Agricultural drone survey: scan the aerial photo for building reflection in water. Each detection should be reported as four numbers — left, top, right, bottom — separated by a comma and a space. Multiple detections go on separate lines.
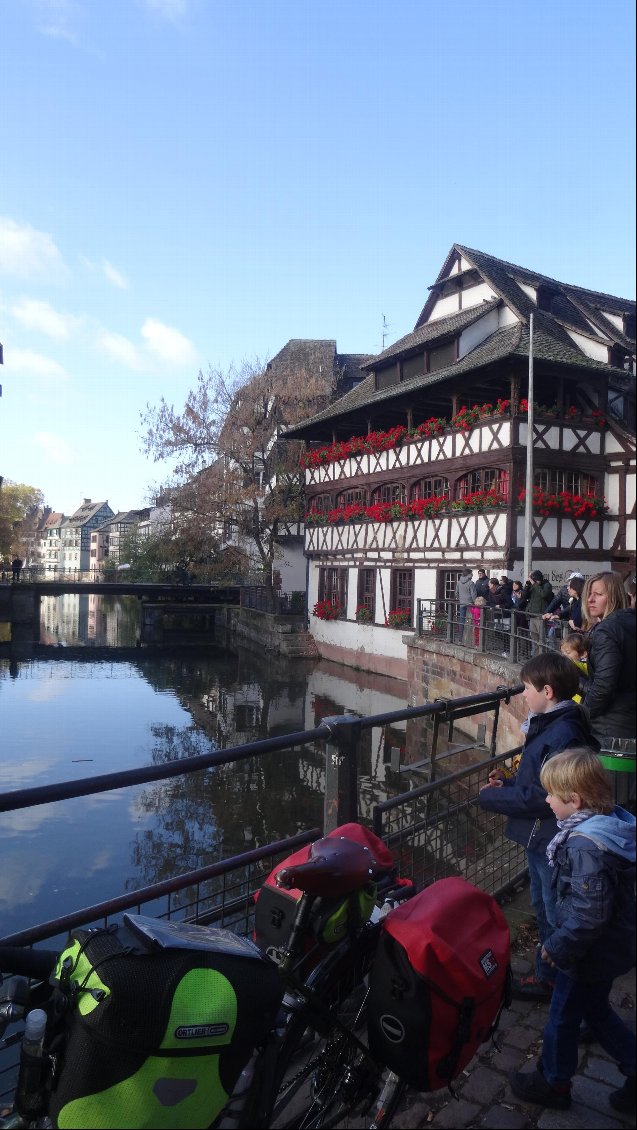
0, 594, 476, 935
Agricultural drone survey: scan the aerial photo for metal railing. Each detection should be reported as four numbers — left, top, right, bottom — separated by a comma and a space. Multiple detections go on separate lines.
239, 585, 305, 615
1, 687, 530, 1105
1, 688, 525, 940
374, 747, 527, 896
417, 598, 572, 661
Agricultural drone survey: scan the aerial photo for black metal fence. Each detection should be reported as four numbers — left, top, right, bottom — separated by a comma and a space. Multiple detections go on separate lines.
0, 685, 538, 1108
417, 598, 572, 662
239, 585, 305, 615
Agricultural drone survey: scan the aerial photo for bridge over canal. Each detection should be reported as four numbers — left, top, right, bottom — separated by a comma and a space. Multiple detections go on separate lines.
0, 581, 241, 646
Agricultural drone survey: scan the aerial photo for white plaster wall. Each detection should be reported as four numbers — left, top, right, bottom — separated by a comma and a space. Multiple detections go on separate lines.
601, 312, 624, 332
427, 292, 461, 321
459, 256, 473, 271
564, 329, 609, 363
309, 616, 411, 661
605, 474, 620, 512
308, 561, 321, 609
346, 566, 358, 619
377, 567, 393, 621
275, 540, 306, 594
516, 515, 560, 547
414, 568, 437, 605
626, 469, 636, 513
458, 308, 500, 358
518, 282, 537, 302
498, 305, 519, 327
459, 282, 499, 308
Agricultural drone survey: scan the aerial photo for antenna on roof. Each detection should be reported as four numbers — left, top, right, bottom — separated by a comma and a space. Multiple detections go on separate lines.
382, 315, 389, 349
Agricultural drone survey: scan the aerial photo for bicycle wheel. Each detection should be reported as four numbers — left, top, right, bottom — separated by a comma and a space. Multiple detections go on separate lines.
257, 966, 406, 1129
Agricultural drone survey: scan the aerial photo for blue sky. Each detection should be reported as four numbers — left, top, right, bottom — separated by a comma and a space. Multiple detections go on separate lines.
1, 0, 635, 518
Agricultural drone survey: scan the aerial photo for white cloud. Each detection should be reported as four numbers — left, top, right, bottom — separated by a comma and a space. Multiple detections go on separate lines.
0, 216, 68, 281
102, 260, 128, 289
6, 347, 69, 379
10, 298, 80, 340
32, 431, 74, 466
141, 317, 198, 366
34, 0, 81, 44
95, 328, 147, 370
79, 255, 128, 288
144, 0, 190, 24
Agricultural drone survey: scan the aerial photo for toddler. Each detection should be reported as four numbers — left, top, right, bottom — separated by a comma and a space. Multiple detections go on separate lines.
560, 632, 589, 702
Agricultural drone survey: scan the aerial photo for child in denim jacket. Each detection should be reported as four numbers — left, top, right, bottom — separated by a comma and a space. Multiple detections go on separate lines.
510, 748, 635, 1114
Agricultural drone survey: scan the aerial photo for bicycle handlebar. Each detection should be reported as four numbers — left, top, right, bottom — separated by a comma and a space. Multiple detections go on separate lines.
0, 946, 58, 982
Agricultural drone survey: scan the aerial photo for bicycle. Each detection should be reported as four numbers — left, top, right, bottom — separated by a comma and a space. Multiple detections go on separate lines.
0, 827, 416, 1130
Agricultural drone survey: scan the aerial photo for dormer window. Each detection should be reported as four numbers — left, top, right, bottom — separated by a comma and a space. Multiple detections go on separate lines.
536, 285, 561, 313
610, 345, 634, 372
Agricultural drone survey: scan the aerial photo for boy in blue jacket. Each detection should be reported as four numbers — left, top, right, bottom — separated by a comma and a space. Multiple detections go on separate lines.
511, 748, 635, 1113
479, 652, 598, 1001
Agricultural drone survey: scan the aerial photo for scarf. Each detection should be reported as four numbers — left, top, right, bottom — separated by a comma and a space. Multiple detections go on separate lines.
546, 808, 596, 867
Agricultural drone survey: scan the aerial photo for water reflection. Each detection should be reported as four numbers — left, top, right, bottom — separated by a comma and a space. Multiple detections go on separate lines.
1, 595, 414, 936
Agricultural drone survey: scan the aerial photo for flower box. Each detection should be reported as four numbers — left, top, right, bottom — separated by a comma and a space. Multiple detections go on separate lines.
385, 609, 412, 629
312, 599, 343, 621
355, 605, 373, 622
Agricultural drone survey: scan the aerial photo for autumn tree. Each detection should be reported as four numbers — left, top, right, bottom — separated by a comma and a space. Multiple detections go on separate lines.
0, 479, 45, 559
140, 357, 335, 583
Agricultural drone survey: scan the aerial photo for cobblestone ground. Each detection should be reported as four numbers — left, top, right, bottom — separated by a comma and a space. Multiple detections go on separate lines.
395, 893, 636, 1130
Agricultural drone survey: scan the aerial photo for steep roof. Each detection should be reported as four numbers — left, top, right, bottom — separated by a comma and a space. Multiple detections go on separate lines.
419, 244, 635, 349
284, 246, 634, 441
67, 500, 111, 526
363, 300, 501, 368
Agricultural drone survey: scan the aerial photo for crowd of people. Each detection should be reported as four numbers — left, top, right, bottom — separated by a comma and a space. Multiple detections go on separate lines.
475, 569, 636, 1116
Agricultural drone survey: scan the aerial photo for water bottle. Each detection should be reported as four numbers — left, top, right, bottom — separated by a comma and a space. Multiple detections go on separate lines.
15, 1009, 48, 1122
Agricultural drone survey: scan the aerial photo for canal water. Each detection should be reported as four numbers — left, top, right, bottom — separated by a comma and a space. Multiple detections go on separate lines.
1, 595, 413, 938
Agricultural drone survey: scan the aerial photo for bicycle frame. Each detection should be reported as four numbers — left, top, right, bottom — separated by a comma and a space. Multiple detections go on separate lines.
0, 839, 414, 1130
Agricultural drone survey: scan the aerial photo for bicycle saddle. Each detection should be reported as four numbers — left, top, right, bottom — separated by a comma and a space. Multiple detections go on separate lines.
275, 835, 380, 897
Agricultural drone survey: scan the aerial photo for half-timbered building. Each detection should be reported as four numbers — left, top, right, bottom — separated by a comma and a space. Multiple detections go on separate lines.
285, 245, 636, 677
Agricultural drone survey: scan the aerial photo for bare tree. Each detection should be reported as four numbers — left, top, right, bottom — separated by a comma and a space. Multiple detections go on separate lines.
141, 357, 334, 581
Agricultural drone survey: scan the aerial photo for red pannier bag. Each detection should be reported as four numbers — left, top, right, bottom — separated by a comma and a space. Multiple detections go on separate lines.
367, 877, 511, 1092
254, 823, 394, 961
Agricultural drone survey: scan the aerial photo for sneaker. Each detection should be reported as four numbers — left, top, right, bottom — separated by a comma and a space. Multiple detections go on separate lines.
609, 1076, 636, 1116
510, 1069, 571, 1109
511, 974, 554, 1002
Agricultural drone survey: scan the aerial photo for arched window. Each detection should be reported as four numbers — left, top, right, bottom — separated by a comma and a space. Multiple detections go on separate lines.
412, 476, 450, 501
371, 482, 406, 505
534, 469, 597, 497
337, 488, 367, 508
310, 494, 333, 514
456, 469, 509, 499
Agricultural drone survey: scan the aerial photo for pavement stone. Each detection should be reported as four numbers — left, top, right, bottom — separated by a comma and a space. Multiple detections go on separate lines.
479, 1105, 532, 1128
402, 881, 636, 1129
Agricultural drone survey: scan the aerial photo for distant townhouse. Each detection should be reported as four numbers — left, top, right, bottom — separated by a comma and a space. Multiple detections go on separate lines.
37, 511, 65, 577
90, 508, 151, 576
285, 244, 636, 677
59, 499, 114, 577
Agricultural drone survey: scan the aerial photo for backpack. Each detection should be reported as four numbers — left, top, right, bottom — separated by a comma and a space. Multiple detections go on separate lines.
254, 823, 395, 964
367, 877, 511, 1092
46, 914, 283, 1129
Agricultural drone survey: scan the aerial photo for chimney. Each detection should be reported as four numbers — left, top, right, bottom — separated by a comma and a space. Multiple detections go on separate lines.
83, 498, 91, 505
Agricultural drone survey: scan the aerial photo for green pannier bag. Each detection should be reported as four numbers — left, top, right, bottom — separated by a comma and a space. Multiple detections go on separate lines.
47, 914, 283, 1129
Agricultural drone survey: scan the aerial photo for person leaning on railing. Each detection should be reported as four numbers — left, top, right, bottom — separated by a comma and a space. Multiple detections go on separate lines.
523, 570, 554, 652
